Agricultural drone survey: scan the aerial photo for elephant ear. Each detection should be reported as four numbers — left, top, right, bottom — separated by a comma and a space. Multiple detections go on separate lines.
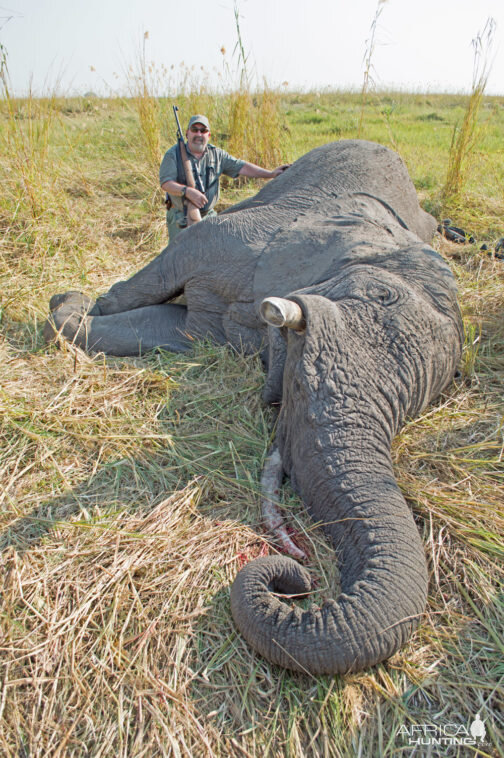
252, 212, 410, 313
253, 220, 349, 308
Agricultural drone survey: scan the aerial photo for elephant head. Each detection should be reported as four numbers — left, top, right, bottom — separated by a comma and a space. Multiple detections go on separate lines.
231, 246, 463, 674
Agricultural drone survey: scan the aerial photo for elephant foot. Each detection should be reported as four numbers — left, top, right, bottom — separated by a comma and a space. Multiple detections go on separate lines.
48, 291, 95, 314
43, 292, 95, 348
261, 446, 307, 561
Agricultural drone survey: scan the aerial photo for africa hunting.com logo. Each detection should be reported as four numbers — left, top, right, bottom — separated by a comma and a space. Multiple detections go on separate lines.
398, 712, 488, 748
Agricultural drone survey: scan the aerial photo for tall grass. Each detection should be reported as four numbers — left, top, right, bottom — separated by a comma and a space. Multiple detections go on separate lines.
0, 44, 60, 221
225, 0, 284, 168
442, 18, 496, 205
129, 6, 287, 189
226, 85, 285, 170
133, 32, 162, 176
358, 0, 388, 138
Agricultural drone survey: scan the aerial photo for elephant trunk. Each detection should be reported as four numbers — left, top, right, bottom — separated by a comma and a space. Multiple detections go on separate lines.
229, 290, 456, 674
230, 451, 428, 675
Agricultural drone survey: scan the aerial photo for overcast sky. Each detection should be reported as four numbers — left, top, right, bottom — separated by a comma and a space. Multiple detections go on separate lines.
1, 0, 503, 96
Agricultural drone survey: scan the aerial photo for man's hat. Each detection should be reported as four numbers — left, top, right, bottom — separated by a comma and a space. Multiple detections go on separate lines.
187, 114, 210, 130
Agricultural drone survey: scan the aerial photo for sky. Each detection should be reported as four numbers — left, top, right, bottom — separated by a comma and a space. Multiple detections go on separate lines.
1, 0, 503, 97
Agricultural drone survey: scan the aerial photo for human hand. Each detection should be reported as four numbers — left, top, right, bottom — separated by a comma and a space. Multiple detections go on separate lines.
186, 187, 208, 208
271, 164, 291, 178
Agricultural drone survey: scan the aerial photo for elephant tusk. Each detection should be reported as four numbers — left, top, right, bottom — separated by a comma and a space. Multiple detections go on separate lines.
261, 446, 308, 561
260, 297, 306, 332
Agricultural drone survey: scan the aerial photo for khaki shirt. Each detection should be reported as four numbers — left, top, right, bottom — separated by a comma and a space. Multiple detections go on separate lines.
159, 143, 245, 214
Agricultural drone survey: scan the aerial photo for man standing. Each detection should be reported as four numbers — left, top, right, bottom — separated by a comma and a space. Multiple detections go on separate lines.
160, 114, 289, 242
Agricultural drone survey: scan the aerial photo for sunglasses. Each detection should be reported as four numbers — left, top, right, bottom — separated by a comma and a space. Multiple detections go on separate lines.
190, 126, 209, 134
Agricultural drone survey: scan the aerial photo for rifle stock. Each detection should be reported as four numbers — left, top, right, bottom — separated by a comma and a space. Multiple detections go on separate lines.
174, 106, 201, 226
178, 138, 202, 225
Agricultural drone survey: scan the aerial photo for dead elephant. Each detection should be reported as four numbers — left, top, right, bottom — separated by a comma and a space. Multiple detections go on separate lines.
45, 140, 463, 675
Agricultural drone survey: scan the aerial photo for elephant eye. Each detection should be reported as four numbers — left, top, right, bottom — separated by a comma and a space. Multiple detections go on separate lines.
366, 281, 400, 306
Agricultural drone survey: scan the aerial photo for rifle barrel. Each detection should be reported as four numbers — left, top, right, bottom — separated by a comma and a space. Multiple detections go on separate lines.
173, 105, 183, 140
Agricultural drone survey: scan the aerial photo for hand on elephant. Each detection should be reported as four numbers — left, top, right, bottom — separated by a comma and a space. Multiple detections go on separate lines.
271, 164, 291, 178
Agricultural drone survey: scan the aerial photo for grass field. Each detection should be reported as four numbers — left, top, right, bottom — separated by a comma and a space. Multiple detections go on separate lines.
1, 88, 504, 756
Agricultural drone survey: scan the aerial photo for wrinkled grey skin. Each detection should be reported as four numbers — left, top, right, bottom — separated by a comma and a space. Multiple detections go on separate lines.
45, 140, 463, 675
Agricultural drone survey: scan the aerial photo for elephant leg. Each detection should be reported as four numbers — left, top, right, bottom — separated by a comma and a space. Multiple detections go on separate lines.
93, 248, 182, 316
46, 298, 192, 356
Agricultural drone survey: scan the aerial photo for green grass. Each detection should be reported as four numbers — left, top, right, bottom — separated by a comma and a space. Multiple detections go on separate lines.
1, 87, 503, 756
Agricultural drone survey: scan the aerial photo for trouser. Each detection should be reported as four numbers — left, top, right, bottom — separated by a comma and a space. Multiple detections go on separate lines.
166, 207, 218, 243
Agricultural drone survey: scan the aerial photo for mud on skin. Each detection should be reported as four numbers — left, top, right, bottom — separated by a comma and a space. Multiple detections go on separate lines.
45, 140, 463, 675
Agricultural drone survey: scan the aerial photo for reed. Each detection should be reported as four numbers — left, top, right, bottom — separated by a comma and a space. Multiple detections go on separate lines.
0, 45, 60, 221
131, 32, 162, 178
222, 3, 286, 169
442, 18, 495, 205
358, 0, 388, 138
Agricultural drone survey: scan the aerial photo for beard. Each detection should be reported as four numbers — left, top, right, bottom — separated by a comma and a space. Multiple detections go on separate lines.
190, 138, 206, 154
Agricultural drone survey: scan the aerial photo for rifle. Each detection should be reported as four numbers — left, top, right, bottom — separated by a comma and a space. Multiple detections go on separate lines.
173, 105, 202, 226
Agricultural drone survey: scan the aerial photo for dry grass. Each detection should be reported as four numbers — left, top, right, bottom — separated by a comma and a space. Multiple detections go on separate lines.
0, 80, 503, 755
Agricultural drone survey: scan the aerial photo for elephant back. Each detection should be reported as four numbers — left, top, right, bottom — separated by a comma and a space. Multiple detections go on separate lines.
229, 140, 437, 244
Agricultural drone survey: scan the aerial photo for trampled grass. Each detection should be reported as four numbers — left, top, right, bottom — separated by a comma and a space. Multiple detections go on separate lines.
1, 85, 503, 756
